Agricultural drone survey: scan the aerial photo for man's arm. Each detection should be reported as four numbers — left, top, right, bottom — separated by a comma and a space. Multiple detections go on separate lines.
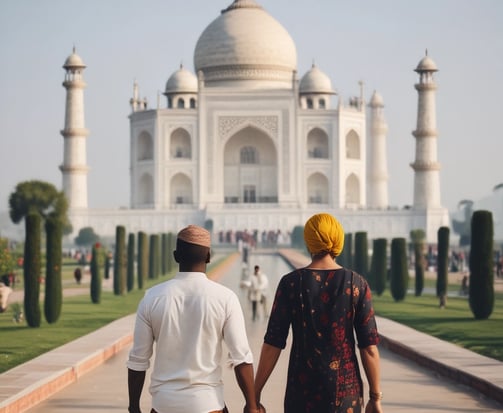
128, 368, 146, 413
234, 362, 261, 413
359, 345, 383, 413
254, 343, 282, 405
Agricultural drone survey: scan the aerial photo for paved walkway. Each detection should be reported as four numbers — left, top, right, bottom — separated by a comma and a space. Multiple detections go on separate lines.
1, 250, 502, 412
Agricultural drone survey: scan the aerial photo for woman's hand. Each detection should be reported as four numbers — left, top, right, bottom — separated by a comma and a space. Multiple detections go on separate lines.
365, 399, 383, 413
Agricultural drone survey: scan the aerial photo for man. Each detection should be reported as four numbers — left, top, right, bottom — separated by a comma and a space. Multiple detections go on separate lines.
127, 225, 261, 413
0, 281, 12, 313
249, 265, 269, 321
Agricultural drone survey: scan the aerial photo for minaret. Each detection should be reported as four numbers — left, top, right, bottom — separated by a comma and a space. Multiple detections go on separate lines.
60, 48, 89, 209
411, 51, 441, 209
368, 91, 389, 208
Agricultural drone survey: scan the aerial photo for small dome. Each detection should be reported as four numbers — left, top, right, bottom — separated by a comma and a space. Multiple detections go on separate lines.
63, 48, 86, 69
415, 54, 438, 72
165, 65, 198, 94
299, 64, 334, 94
369, 90, 384, 107
194, 0, 297, 87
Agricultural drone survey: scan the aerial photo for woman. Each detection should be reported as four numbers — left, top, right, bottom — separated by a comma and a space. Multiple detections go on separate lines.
254, 213, 383, 413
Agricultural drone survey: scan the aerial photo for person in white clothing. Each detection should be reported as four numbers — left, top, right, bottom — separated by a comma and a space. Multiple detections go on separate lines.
127, 225, 263, 413
249, 265, 269, 321
0, 282, 12, 313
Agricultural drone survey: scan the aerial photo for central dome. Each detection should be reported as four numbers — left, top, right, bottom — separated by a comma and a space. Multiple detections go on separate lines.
194, 0, 297, 88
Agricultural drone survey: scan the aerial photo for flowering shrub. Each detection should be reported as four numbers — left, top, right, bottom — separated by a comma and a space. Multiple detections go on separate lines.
0, 238, 15, 276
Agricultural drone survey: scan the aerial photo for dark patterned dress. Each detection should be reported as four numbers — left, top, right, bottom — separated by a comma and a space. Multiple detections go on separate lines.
264, 268, 380, 413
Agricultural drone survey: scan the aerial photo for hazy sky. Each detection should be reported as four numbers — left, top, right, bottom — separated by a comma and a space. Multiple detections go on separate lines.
1, 0, 502, 215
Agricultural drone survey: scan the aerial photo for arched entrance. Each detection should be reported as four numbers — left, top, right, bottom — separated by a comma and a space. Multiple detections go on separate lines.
223, 126, 277, 203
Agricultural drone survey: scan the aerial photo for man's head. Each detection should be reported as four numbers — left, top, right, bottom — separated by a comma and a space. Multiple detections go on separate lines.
303, 213, 345, 258
254, 265, 260, 275
174, 225, 211, 267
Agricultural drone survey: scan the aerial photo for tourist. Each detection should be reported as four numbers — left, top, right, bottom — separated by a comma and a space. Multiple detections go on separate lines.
127, 225, 261, 413
254, 213, 383, 413
0, 281, 13, 313
248, 265, 269, 321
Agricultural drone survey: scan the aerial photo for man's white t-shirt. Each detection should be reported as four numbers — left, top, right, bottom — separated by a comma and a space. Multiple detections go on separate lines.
127, 272, 253, 413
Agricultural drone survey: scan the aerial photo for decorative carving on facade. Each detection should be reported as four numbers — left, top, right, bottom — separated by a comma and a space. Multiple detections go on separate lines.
219, 116, 278, 140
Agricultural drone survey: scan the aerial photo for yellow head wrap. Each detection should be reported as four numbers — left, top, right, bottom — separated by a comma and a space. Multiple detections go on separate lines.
303, 213, 345, 257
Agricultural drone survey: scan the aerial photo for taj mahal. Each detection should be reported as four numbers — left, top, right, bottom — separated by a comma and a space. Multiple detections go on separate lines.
61, 0, 449, 243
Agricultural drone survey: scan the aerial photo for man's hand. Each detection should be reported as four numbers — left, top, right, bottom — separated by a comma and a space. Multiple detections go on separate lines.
243, 404, 266, 413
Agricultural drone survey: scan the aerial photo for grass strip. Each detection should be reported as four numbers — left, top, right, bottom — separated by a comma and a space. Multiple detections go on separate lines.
373, 290, 503, 362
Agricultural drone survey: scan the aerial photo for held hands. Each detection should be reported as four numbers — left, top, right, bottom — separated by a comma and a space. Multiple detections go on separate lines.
365, 399, 383, 413
243, 403, 266, 413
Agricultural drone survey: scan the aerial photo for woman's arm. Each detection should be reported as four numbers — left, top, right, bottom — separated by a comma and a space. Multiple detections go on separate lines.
359, 345, 384, 413
254, 343, 282, 404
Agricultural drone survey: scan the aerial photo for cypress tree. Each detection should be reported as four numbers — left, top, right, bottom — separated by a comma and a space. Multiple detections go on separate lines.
390, 237, 408, 302
24, 213, 42, 327
436, 226, 450, 307
114, 225, 127, 295
90, 243, 102, 303
44, 216, 63, 323
154, 234, 161, 278
338, 233, 352, 268
149, 234, 156, 279
161, 233, 168, 276
354, 232, 368, 277
127, 233, 135, 291
370, 238, 387, 295
137, 231, 148, 289
104, 252, 111, 279
291, 225, 305, 249
410, 229, 426, 296
469, 210, 494, 319
167, 232, 175, 274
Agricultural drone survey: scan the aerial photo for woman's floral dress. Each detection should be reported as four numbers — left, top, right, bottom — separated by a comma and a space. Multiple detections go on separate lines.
264, 268, 380, 413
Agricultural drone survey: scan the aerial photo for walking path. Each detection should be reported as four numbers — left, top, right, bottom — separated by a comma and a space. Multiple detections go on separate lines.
1, 250, 502, 412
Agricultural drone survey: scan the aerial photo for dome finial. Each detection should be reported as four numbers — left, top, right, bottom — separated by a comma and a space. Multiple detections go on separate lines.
312, 59, 316, 68
425, 48, 428, 56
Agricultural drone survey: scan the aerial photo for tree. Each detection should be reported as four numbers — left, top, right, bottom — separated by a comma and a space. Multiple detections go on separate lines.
44, 216, 63, 323
137, 232, 148, 289
354, 232, 368, 277
74, 227, 100, 247
469, 210, 494, 319
369, 238, 387, 295
161, 233, 168, 276
9, 180, 69, 328
291, 225, 304, 249
390, 238, 408, 302
338, 233, 352, 268
9, 180, 68, 224
436, 226, 450, 308
410, 229, 426, 296
23, 213, 42, 327
167, 232, 175, 274
114, 226, 127, 295
90, 243, 103, 304
148, 234, 161, 279
127, 233, 135, 292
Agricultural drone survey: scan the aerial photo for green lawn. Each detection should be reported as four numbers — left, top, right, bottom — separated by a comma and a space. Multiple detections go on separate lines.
373, 287, 503, 362
0, 255, 230, 373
